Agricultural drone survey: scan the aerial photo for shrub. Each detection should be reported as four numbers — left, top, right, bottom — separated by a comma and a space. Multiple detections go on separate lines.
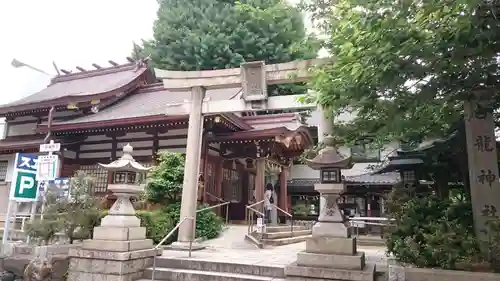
164, 202, 223, 241
27, 172, 103, 245
145, 151, 185, 204
385, 188, 480, 269
136, 209, 174, 244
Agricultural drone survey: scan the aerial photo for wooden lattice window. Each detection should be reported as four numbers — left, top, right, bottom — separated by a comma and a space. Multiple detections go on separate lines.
79, 164, 109, 193
0, 161, 8, 182
222, 168, 242, 203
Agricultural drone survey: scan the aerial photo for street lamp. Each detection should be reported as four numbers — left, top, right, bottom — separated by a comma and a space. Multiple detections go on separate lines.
11, 58, 51, 76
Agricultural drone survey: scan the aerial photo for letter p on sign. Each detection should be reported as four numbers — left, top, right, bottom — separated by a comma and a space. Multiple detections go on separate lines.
11, 171, 38, 202
19, 176, 34, 194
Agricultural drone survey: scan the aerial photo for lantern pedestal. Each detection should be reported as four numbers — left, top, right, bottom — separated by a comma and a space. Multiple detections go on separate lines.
66, 144, 158, 281
286, 182, 375, 281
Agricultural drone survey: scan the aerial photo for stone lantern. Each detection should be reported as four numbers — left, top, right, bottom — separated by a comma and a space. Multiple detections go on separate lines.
67, 144, 158, 281
285, 135, 375, 281
304, 135, 353, 237
97, 143, 151, 227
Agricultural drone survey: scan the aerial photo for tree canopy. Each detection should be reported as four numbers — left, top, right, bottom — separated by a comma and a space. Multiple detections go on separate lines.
140, 0, 319, 96
303, 0, 500, 146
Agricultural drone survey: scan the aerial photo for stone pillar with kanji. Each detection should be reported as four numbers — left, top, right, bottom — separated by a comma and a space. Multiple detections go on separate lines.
285, 135, 375, 281
67, 144, 159, 281
464, 98, 500, 241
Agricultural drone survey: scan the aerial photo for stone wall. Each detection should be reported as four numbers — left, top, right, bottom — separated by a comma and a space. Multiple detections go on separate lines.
388, 262, 500, 281
405, 267, 500, 281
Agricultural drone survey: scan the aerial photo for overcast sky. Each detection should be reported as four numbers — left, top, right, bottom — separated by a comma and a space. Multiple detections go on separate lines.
0, 0, 158, 105
0, 0, 315, 106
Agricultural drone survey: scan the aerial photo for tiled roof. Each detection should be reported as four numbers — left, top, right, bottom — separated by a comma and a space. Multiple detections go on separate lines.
346, 172, 400, 184
50, 86, 243, 126
287, 172, 400, 187
0, 63, 148, 113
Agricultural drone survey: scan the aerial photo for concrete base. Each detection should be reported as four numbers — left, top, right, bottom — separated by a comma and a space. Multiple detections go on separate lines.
286, 234, 375, 281
306, 236, 357, 255
67, 248, 159, 281
297, 251, 365, 270
166, 241, 206, 251
312, 221, 350, 238
82, 238, 153, 252
93, 226, 146, 241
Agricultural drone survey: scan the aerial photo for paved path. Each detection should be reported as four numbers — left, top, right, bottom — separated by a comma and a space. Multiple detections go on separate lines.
162, 225, 388, 269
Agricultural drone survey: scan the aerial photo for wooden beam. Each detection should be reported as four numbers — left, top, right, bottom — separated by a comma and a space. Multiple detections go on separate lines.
60, 69, 71, 74
76, 66, 86, 72
92, 63, 102, 69
108, 60, 119, 66
126, 57, 135, 63
81, 134, 187, 145
79, 144, 185, 154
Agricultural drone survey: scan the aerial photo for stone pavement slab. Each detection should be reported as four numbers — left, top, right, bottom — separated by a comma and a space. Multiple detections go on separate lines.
160, 225, 388, 270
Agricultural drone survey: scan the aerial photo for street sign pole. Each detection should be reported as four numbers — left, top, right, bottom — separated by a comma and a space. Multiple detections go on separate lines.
1, 152, 39, 254
37, 140, 61, 222
1, 200, 13, 253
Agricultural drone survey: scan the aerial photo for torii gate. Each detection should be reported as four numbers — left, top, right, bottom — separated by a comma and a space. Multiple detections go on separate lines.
154, 59, 328, 249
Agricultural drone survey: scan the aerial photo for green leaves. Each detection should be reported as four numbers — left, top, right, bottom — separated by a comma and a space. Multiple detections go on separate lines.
139, 0, 318, 96
303, 0, 498, 145
145, 151, 185, 204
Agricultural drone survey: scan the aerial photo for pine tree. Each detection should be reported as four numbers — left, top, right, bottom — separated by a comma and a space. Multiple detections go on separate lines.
140, 0, 319, 96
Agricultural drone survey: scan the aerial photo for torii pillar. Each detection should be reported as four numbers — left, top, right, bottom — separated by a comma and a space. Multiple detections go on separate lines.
155, 59, 325, 249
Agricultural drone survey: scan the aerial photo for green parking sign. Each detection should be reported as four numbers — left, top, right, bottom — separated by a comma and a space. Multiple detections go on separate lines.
9, 153, 39, 202
11, 171, 38, 201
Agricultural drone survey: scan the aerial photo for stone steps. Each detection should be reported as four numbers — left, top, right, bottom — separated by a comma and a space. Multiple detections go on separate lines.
261, 235, 312, 246
261, 225, 311, 247
265, 225, 309, 233
262, 229, 311, 239
141, 268, 286, 281
244, 225, 312, 247
143, 256, 286, 281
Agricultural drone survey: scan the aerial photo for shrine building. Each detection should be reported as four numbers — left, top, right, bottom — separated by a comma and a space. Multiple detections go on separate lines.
0, 59, 399, 223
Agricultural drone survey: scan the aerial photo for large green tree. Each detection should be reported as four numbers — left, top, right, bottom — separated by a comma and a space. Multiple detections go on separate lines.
141, 0, 319, 96
302, 0, 500, 146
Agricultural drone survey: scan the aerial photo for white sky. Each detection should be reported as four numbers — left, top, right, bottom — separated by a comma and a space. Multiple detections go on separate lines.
0, 0, 317, 106
0, 0, 159, 105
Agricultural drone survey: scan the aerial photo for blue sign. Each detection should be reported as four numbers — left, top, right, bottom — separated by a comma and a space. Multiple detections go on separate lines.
38, 177, 71, 199
15, 153, 38, 172
10, 153, 39, 202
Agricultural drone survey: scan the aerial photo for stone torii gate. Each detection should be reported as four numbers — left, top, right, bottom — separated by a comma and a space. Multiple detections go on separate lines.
154, 59, 327, 249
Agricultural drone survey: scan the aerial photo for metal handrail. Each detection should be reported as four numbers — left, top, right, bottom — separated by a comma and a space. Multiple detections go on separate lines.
347, 217, 395, 238
271, 203, 294, 235
272, 204, 292, 217
204, 192, 231, 225
246, 207, 264, 216
197, 201, 230, 225
152, 217, 195, 281
245, 200, 266, 239
205, 192, 225, 203
248, 199, 265, 209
